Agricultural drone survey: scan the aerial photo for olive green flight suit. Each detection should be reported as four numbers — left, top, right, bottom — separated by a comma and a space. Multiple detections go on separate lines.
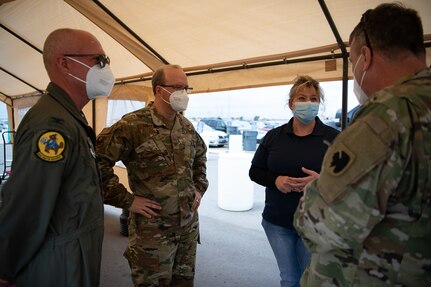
0, 83, 104, 287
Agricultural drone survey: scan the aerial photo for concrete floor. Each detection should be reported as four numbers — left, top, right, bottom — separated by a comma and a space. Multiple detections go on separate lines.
0, 143, 281, 286
100, 149, 280, 287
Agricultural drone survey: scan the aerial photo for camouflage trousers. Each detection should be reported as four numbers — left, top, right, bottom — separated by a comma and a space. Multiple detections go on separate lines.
125, 215, 199, 287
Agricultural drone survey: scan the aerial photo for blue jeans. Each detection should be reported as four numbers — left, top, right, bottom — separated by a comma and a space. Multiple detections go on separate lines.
262, 218, 311, 287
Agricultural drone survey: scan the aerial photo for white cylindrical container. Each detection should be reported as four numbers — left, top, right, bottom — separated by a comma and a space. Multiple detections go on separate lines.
201, 134, 211, 155
217, 152, 254, 211
228, 134, 243, 152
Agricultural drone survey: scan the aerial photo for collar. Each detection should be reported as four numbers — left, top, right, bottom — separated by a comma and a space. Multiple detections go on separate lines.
46, 82, 89, 126
148, 102, 166, 127
285, 116, 326, 136
395, 67, 431, 86
148, 102, 183, 131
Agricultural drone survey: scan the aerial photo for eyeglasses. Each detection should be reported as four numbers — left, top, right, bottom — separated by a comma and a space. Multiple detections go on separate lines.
64, 54, 111, 68
160, 84, 193, 92
360, 10, 373, 56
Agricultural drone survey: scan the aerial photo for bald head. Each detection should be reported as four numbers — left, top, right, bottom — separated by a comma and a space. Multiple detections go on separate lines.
42, 28, 108, 109
151, 64, 184, 95
43, 28, 103, 78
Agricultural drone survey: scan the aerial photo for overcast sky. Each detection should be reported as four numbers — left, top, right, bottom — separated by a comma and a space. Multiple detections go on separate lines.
0, 104, 6, 120
186, 80, 359, 121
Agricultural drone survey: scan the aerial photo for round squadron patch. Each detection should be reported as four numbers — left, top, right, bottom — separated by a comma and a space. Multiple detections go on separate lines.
36, 131, 66, 162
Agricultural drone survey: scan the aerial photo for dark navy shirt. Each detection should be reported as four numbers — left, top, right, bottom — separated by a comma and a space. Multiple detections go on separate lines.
249, 117, 339, 229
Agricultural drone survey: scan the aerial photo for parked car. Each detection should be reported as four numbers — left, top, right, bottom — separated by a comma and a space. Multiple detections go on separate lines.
334, 105, 361, 129
200, 117, 227, 133
195, 121, 228, 147
0, 120, 9, 133
229, 120, 251, 132
256, 129, 267, 144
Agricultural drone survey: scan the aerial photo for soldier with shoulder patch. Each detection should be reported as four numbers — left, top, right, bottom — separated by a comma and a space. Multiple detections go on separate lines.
0, 28, 114, 287
96, 64, 209, 286
294, 3, 431, 287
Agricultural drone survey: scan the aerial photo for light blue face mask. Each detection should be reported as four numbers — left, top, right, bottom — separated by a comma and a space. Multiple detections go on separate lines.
293, 102, 319, 124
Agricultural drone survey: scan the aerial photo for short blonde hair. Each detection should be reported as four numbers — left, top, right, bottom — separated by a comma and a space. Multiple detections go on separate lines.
288, 75, 324, 104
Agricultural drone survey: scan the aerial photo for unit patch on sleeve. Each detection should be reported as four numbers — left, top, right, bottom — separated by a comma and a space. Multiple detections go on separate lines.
328, 145, 354, 176
36, 131, 66, 162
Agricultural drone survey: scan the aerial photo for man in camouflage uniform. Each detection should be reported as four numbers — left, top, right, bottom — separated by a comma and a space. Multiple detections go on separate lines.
96, 64, 208, 286
294, 3, 431, 287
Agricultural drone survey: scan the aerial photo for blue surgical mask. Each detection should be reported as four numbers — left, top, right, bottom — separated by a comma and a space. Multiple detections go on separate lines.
293, 102, 319, 124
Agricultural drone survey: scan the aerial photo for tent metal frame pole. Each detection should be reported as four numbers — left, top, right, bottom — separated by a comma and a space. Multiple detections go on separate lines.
0, 92, 12, 107
318, 0, 349, 130
0, 67, 44, 94
115, 53, 345, 85
188, 54, 345, 76
1, 24, 44, 98
0, 23, 43, 54
10, 100, 15, 132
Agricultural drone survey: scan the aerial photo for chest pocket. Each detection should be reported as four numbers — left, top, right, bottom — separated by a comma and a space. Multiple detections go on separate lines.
135, 135, 172, 169
78, 136, 100, 185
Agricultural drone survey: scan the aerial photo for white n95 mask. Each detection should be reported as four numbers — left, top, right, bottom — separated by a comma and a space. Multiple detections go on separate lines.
352, 55, 368, 105
161, 87, 189, 112
67, 57, 115, 100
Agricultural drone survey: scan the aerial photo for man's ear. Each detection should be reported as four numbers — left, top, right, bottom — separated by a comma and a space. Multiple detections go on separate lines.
154, 85, 161, 96
360, 45, 373, 70
57, 56, 69, 75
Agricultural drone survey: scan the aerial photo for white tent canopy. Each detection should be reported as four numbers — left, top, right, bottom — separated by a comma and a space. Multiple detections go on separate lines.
1, 0, 431, 131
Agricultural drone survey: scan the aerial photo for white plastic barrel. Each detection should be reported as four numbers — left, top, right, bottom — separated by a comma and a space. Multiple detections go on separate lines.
217, 152, 254, 211
228, 134, 243, 152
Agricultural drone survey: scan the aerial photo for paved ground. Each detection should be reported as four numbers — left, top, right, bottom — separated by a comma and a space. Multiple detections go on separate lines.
101, 149, 280, 287
0, 143, 281, 286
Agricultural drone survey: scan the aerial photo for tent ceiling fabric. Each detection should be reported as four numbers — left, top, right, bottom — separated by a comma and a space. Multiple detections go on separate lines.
1, 0, 430, 101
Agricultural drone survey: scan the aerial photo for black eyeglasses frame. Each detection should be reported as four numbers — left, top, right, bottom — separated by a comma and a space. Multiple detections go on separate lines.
64, 54, 111, 68
159, 84, 193, 92
360, 10, 373, 57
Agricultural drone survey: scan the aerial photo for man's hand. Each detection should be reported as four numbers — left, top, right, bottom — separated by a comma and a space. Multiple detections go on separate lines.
129, 196, 162, 218
296, 167, 319, 187
275, 175, 304, 193
192, 191, 202, 212
275, 167, 319, 193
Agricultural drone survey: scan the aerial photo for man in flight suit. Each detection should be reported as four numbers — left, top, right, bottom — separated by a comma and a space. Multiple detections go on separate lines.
294, 3, 431, 286
0, 28, 114, 286
96, 64, 208, 286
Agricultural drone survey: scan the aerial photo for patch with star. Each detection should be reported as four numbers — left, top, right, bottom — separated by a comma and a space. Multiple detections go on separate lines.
35, 131, 66, 162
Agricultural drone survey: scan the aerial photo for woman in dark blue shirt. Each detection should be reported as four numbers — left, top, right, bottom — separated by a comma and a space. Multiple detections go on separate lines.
249, 76, 339, 287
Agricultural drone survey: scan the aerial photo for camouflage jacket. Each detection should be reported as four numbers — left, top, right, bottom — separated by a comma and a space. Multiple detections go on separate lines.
294, 68, 431, 287
96, 102, 208, 227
